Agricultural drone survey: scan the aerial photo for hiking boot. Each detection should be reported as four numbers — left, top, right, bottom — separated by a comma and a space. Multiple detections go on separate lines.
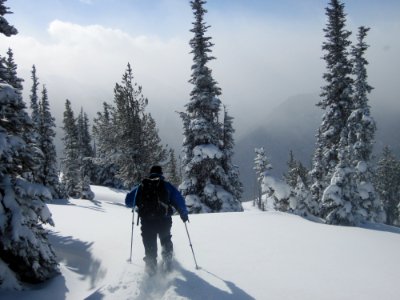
144, 257, 157, 276
161, 253, 173, 273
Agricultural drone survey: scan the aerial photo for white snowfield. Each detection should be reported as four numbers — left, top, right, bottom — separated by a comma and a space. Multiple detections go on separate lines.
2, 185, 400, 300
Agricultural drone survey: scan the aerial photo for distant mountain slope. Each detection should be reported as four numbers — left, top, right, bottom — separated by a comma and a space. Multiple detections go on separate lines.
235, 94, 400, 200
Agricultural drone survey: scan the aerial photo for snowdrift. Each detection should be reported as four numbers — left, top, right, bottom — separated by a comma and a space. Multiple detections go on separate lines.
2, 185, 400, 300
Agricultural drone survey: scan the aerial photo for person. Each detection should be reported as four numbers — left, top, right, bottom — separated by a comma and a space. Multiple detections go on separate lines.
125, 165, 189, 275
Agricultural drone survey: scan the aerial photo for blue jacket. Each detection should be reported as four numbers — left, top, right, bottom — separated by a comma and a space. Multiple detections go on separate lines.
125, 173, 188, 220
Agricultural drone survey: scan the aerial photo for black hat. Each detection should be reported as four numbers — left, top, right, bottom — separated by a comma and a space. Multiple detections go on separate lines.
150, 165, 163, 174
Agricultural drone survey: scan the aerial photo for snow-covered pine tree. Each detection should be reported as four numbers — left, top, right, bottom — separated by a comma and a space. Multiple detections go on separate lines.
77, 108, 93, 159
38, 85, 62, 199
284, 151, 315, 215
310, 0, 354, 216
322, 26, 384, 226
293, 176, 314, 217
61, 99, 80, 198
180, 0, 242, 213
76, 108, 94, 198
0, 55, 6, 81
0, 0, 17, 37
284, 150, 298, 189
347, 26, 383, 223
27, 65, 44, 183
92, 102, 121, 187
78, 175, 94, 200
221, 106, 243, 202
141, 113, 167, 173
4, 48, 23, 91
112, 63, 147, 187
322, 130, 361, 225
253, 147, 272, 210
111, 63, 166, 188
166, 149, 181, 187
0, 5, 58, 288
29, 65, 40, 131
0, 85, 59, 289
375, 146, 400, 225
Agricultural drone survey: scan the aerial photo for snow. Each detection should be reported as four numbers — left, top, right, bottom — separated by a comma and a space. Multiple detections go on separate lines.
192, 144, 223, 162
358, 182, 374, 200
263, 175, 291, 200
356, 161, 367, 173
2, 185, 400, 299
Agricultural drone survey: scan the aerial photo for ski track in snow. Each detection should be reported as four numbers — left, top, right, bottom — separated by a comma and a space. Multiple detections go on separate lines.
2, 185, 400, 300
89, 264, 181, 300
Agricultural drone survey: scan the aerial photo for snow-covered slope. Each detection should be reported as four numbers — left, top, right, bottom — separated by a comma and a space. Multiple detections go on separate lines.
2, 185, 400, 300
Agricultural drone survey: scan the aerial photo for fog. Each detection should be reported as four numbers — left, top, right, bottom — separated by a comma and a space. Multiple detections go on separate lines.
0, 0, 399, 155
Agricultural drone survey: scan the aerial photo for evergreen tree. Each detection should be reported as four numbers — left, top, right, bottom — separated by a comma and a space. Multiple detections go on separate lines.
221, 106, 243, 201
166, 148, 181, 187
4, 48, 23, 91
92, 102, 122, 188
321, 26, 384, 226
113, 63, 147, 187
180, 0, 242, 213
284, 150, 298, 189
0, 85, 59, 288
310, 0, 353, 214
293, 176, 314, 217
253, 147, 272, 210
0, 54, 6, 81
0, 5, 58, 287
0, 0, 17, 37
347, 26, 382, 222
286, 151, 318, 216
77, 108, 93, 159
322, 130, 361, 225
78, 175, 94, 200
38, 85, 62, 199
77, 108, 94, 194
29, 65, 40, 130
111, 63, 166, 188
61, 99, 80, 198
375, 146, 400, 225
27, 65, 44, 184
141, 113, 167, 172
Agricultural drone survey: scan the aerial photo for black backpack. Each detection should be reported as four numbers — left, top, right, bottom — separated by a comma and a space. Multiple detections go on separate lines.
137, 177, 171, 218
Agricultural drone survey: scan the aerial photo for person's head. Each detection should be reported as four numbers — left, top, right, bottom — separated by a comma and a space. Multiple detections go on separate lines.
150, 165, 163, 175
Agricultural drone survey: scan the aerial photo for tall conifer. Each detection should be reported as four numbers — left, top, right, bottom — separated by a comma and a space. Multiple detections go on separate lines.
0, 2, 58, 288
62, 99, 80, 197
375, 146, 400, 225
180, 0, 242, 213
4, 48, 23, 91
38, 85, 62, 199
347, 26, 382, 222
310, 0, 353, 215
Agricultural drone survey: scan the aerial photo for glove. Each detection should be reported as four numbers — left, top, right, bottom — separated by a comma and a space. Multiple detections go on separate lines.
181, 213, 189, 223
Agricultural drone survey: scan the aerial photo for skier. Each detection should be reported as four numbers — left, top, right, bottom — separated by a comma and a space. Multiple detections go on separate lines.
125, 165, 189, 275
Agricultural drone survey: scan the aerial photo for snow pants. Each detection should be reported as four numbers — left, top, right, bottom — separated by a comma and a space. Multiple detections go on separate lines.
140, 217, 173, 264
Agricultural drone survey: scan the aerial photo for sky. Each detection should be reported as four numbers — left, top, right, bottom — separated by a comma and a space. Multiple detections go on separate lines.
0, 0, 399, 149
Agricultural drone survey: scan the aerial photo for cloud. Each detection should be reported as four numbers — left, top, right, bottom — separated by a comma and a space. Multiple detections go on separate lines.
0, 15, 399, 150
1, 19, 190, 112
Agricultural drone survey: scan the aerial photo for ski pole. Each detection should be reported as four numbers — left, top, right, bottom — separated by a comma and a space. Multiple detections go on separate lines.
128, 208, 135, 263
185, 222, 200, 270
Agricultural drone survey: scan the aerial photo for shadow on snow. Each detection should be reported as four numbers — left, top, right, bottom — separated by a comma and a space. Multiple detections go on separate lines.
48, 232, 107, 289
49, 198, 105, 213
137, 261, 254, 300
